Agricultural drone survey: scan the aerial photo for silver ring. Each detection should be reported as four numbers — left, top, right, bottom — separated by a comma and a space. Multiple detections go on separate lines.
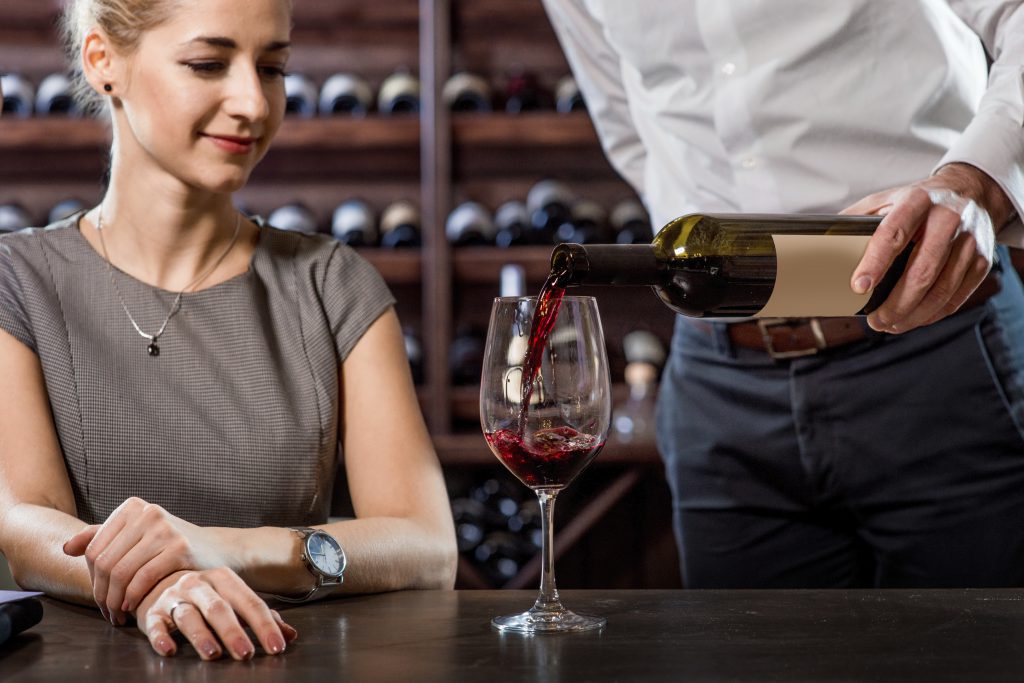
168, 601, 189, 621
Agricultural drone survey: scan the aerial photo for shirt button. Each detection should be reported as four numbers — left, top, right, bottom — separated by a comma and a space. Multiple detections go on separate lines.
721, 62, 736, 76
741, 157, 758, 169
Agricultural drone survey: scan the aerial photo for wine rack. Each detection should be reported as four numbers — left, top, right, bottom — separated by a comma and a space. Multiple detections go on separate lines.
0, 0, 680, 590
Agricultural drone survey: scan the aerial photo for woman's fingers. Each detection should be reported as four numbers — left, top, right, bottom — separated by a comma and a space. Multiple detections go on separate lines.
88, 518, 148, 625
169, 601, 224, 661
272, 609, 299, 643
208, 569, 288, 656
62, 525, 100, 557
117, 545, 187, 615
187, 577, 258, 660
142, 601, 178, 657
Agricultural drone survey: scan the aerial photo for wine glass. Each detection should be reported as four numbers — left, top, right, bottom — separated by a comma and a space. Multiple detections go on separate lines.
480, 295, 611, 633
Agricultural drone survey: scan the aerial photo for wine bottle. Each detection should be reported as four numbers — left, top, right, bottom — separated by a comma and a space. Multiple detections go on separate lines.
554, 199, 609, 244
526, 179, 574, 245
319, 73, 374, 116
0, 74, 33, 118
449, 322, 485, 386
379, 199, 422, 248
446, 201, 496, 246
442, 72, 493, 112
555, 75, 586, 114
503, 69, 546, 114
611, 199, 654, 244
0, 204, 32, 233
36, 73, 80, 116
500, 263, 527, 298
268, 203, 319, 235
622, 329, 667, 369
612, 361, 659, 444
283, 73, 318, 118
550, 213, 909, 318
331, 199, 378, 247
494, 200, 530, 248
378, 70, 421, 115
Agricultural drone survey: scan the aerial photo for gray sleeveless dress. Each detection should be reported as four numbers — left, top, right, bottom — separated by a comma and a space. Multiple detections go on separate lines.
0, 214, 395, 528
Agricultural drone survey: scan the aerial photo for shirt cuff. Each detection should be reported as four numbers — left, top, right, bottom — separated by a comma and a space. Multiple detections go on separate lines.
934, 112, 1024, 249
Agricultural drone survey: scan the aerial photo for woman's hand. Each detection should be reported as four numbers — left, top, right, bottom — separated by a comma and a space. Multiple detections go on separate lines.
137, 568, 298, 661
63, 497, 231, 624
843, 163, 1010, 334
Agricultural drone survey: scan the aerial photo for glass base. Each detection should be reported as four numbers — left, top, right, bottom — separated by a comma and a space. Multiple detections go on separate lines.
492, 606, 605, 634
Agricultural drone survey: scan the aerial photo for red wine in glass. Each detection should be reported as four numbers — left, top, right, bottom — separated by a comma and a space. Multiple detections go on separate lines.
485, 426, 605, 489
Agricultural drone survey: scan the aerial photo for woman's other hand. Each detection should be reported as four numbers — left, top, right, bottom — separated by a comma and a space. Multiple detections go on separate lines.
136, 568, 297, 660
63, 497, 230, 624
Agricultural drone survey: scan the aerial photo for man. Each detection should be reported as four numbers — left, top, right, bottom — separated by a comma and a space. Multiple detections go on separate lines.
542, 0, 1024, 588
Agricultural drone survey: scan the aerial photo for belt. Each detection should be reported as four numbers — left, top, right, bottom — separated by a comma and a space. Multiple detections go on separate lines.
699, 270, 1002, 360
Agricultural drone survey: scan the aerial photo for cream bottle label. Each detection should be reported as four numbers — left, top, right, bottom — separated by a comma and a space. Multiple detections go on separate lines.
756, 235, 872, 318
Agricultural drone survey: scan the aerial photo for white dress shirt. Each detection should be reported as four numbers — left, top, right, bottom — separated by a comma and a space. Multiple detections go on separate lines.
541, 0, 1024, 247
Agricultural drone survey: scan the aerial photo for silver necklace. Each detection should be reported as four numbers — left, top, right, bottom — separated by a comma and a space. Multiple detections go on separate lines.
94, 207, 242, 357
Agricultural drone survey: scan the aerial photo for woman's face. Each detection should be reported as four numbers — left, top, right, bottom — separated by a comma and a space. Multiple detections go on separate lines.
114, 0, 291, 194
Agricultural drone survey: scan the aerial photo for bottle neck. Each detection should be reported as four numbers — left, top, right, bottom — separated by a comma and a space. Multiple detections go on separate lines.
550, 243, 664, 287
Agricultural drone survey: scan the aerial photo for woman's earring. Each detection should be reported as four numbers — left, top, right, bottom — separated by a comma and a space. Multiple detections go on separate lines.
103, 84, 112, 93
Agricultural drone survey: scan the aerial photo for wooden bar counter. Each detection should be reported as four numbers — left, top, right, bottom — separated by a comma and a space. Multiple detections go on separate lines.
4, 589, 1024, 681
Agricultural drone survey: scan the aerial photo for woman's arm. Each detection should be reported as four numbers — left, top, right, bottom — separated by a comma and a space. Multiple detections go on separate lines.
0, 328, 93, 605
233, 307, 458, 594
70, 307, 457, 612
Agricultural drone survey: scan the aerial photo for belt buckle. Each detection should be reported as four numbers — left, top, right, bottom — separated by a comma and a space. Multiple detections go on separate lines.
756, 318, 827, 360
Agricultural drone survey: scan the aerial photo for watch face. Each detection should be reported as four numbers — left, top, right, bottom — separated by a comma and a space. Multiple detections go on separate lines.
307, 531, 346, 577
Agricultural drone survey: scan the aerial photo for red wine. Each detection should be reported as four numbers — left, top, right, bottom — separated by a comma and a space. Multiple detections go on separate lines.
485, 426, 604, 489
518, 270, 566, 432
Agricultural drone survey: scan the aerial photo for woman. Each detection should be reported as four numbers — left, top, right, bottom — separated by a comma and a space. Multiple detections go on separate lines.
0, 0, 457, 661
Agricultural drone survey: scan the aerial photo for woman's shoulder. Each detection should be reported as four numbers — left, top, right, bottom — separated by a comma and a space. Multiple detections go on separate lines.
255, 218, 379, 285
0, 215, 83, 266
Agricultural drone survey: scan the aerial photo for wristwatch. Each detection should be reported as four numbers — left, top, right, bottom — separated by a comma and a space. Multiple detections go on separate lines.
273, 527, 347, 603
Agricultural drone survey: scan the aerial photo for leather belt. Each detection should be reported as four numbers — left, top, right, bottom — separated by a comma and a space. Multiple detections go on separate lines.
700, 270, 1002, 360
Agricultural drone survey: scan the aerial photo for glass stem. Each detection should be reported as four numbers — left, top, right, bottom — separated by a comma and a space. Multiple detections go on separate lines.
533, 487, 562, 612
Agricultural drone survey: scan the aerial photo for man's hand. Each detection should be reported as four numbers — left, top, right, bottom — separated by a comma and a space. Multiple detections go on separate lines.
842, 163, 1012, 333
63, 497, 232, 625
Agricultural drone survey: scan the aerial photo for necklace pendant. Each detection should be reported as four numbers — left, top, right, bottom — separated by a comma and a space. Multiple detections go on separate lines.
147, 341, 160, 357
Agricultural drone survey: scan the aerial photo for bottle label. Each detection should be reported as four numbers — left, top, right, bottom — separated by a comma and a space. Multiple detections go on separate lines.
756, 235, 871, 318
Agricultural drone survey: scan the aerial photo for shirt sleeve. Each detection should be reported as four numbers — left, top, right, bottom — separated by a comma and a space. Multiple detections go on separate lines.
939, 1, 1024, 247
0, 240, 36, 352
319, 243, 396, 362
540, 0, 648, 196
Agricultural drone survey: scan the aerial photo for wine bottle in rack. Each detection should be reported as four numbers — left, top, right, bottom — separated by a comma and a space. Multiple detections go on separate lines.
331, 199, 378, 247
555, 75, 586, 114
319, 73, 374, 116
268, 203, 319, 234
449, 322, 486, 386
474, 531, 533, 583
283, 73, 318, 118
450, 496, 487, 553
494, 200, 530, 248
526, 179, 575, 245
0, 74, 33, 117
612, 330, 666, 443
612, 361, 659, 444
500, 264, 527, 299
49, 198, 86, 224
35, 73, 80, 116
403, 326, 424, 385
550, 213, 908, 318
610, 199, 654, 244
554, 199, 609, 244
503, 68, 546, 113
377, 70, 421, 115
446, 201, 496, 246
0, 204, 32, 233
378, 199, 422, 248
442, 72, 493, 112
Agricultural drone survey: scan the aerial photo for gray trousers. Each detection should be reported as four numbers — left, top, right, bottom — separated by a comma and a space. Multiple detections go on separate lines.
656, 252, 1024, 588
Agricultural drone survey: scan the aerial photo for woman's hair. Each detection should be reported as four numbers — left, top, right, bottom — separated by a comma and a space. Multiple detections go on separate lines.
59, 0, 183, 116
